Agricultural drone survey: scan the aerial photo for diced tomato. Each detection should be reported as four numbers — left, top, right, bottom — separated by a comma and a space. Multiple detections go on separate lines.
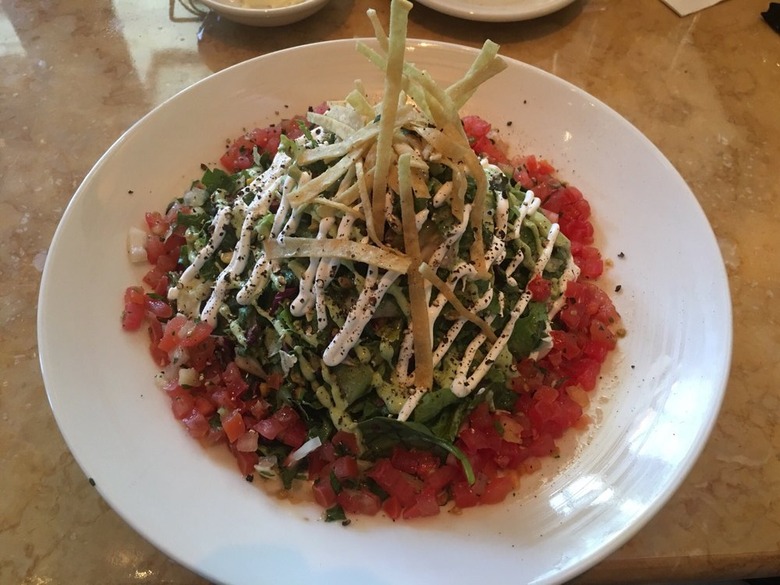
382, 495, 403, 521
144, 297, 173, 320
471, 135, 509, 165
233, 449, 259, 477
481, 475, 515, 505
144, 211, 169, 236
463, 115, 510, 165
182, 410, 210, 439
121, 300, 145, 331
337, 488, 381, 516
145, 234, 166, 265
366, 459, 420, 508
157, 315, 187, 353
452, 480, 479, 509
220, 116, 314, 173
312, 478, 338, 509
194, 396, 216, 416
390, 447, 440, 479
142, 265, 168, 293
170, 392, 195, 420
332, 456, 360, 481
253, 416, 285, 441
331, 430, 359, 456
402, 487, 440, 519
124, 286, 146, 305
221, 409, 246, 443
574, 245, 604, 279
278, 419, 307, 449
527, 275, 551, 301
462, 115, 492, 139
221, 362, 248, 395
187, 336, 216, 372
424, 464, 458, 493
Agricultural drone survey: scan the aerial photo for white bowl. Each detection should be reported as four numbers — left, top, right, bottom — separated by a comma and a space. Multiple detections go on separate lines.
199, 0, 331, 26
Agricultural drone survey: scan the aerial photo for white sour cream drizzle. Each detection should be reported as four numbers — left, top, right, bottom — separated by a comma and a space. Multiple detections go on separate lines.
396, 185, 569, 420
168, 152, 293, 325
322, 266, 401, 367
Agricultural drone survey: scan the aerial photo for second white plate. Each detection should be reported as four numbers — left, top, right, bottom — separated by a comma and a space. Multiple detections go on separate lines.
413, 0, 576, 22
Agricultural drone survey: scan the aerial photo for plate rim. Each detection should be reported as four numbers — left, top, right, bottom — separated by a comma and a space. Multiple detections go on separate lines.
412, 0, 577, 22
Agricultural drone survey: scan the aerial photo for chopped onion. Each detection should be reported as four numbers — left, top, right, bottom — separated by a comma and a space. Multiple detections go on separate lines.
126, 226, 147, 263
254, 456, 278, 477
178, 367, 199, 388
183, 186, 207, 207
285, 436, 322, 465
235, 429, 259, 453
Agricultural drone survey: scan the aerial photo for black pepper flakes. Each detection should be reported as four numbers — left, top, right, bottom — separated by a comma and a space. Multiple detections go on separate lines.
615, 284, 622, 292
245, 474, 254, 482
88, 477, 96, 487
617, 252, 625, 259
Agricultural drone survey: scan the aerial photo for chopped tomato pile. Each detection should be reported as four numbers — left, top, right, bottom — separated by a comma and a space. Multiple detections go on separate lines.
122, 114, 621, 522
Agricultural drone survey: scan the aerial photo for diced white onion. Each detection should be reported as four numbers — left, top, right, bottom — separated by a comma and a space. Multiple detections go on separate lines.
236, 429, 259, 453
254, 455, 278, 475
178, 367, 199, 388
285, 436, 322, 465
126, 226, 147, 263
183, 187, 208, 207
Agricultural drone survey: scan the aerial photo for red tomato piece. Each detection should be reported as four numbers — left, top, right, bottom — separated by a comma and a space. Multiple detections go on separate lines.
312, 478, 338, 509
157, 314, 187, 353
121, 301, 145, 331
332, 456, 360, 481
527, 275, 551, 301
336, 488, 381, 516
481, 475, 515, 505
182, 411, 210, 439
366, 459, 420, 508
402, 487, 440, 519
331, 430, 359, 456
452, 480, 479, 509
232, 449, 259, 477
221, 409, 246, 443
382, 496, 403, 521
144, 297, 173, 320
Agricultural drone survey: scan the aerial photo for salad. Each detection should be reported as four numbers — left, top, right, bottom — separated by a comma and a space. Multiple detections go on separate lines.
122, 0, 621, 521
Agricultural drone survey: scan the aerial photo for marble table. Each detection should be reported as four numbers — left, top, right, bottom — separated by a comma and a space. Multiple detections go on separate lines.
2, 0, 778, 582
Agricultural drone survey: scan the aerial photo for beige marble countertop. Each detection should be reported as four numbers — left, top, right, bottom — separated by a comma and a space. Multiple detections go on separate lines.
2, 0, 779, 583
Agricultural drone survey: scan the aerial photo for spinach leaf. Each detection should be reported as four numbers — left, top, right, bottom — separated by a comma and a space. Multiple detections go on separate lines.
324, 504, 347, 523
508, 301, 549, 358
200, 167, 234, 194
357, 417, 475, 484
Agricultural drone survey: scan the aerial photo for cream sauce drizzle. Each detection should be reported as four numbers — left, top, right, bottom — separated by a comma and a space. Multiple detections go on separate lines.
396, 184, 565, 419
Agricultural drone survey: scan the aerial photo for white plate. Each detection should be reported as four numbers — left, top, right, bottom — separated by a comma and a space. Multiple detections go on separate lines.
38, 39, 731, 585
413, 0, 576, 22
199, 0, 331, 26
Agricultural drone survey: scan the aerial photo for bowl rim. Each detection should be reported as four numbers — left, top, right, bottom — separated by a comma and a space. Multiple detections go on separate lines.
198, 0, 329, 17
